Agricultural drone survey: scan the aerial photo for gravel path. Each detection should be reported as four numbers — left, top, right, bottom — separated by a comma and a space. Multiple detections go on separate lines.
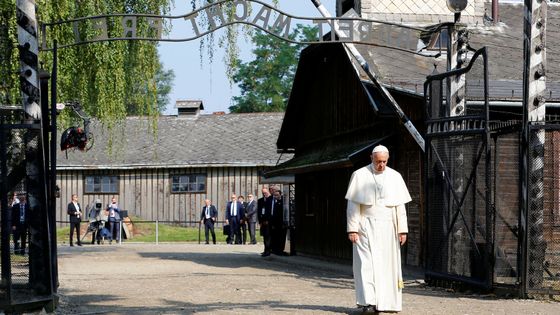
49, 243, 560, 314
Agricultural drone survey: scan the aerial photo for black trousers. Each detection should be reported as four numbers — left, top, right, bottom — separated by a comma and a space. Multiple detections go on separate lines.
13, 226, 27, 254
260, 222, 272, 254
230, 217, 242, 244
240, 221, 247, 244
204, 219, 216, 244
69, 221, 81, 245
271, 224, 286, 254
248, 221, 257, 244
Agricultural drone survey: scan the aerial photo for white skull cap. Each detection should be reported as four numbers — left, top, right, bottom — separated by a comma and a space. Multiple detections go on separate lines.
372, 145, 389, 153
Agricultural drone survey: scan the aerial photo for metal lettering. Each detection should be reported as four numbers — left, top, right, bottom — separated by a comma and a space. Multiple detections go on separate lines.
184, 12, 200, 37
92, 17, 108, 41
121, 16, 137, 38
358, 21, 372, 42
205, 4, 226, 29
146, 17, 162, 39
40, 0, 427, 54
338, 19, 352, 42
72, 21, 81, 43
232, 0, 248, 22
252, 5, 272, 28
269, 13, 291, 38
312, 19, 329, 41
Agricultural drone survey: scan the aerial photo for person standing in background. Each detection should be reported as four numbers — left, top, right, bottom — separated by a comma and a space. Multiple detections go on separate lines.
257, 188, 273, 256
200, 199, 218, 244
245, 194, 258, 245
238, 195, 248, 244
12, 195, 29, 254
107, 196, 121, 244
225, 194, 243, 244
67, 194, 83, 246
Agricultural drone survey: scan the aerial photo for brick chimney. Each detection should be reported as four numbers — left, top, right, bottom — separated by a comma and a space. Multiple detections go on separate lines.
175, 100, 204, 117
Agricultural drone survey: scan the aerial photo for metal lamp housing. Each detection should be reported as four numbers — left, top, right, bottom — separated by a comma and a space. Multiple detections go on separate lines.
446, 0, 468, 13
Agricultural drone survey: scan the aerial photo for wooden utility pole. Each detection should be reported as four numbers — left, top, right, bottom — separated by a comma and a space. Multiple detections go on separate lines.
521, 0, 547, 297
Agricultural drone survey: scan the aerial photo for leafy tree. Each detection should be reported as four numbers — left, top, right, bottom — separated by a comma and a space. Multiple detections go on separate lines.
126, 56, 175, 116
190, 0, 278, 82
1, 0, 173, 128
229, 24, 317, 113
155, 63, 175, 113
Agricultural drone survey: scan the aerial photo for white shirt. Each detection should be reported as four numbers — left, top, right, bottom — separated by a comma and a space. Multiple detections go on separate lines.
73, 201, 81, 217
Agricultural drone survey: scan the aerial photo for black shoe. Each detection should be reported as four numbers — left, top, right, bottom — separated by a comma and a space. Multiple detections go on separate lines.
70, 244, 74, 247
77, 242, 82, 246
359, 305, 376, 314
261, 252, 271, 257
205, 242, 209, 244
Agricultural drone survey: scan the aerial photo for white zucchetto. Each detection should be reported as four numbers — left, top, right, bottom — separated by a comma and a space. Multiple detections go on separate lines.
372, 145, 389, 154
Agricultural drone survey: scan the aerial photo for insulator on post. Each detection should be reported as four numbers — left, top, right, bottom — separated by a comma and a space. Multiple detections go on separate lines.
536, 18, 543, 29
20, 69, 32, 77
534, 67, 545, 79
533, 95, 544, 106
17, 42, 31, 51
535, 44, 544, 53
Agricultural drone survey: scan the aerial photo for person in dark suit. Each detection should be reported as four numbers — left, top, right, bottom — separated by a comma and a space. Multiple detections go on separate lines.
238, 195, 248, 244
200, 199, 218, 244
245, 193, 258, 245
257, 188, 273, 256
67, 194, 83, 246
271, 189, 287, 255
225, 194, 243, 244
12, 195, 29, 255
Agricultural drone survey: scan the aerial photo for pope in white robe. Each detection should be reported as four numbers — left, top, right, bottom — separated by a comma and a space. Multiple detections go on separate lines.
345, 145, 411, 312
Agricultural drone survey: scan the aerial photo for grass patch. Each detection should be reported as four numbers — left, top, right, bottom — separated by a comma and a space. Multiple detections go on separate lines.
56, 219, 262, 243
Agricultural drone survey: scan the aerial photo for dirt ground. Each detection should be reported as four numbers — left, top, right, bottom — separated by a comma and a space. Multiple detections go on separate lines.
45, 243, 560, 314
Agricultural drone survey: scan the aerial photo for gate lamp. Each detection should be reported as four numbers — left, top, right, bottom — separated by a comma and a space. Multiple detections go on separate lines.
446, 0, 468, 13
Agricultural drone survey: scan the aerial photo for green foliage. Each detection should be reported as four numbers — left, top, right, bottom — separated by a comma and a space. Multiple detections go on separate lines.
0, 0, 177, 154
229, 24, 317, 113
190, 0, 278, 83
35, 0, 173, 128
0, 1, 20, 106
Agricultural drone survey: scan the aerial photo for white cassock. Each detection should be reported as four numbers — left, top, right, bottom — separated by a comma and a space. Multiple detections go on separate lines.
345, 164, 411, 312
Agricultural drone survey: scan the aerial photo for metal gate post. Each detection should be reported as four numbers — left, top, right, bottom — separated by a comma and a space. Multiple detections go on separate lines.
0, 118, 12, 302
521, 0, 547, 297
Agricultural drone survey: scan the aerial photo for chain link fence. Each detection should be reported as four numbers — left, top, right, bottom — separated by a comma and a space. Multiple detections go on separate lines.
524, 126, 560, 296
1, 112, 56, 311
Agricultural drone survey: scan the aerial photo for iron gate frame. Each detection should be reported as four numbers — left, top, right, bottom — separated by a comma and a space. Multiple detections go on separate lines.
422, 47, 494, 290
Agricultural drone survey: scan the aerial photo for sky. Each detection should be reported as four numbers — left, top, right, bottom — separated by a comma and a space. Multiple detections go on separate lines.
158, 0, 336, 115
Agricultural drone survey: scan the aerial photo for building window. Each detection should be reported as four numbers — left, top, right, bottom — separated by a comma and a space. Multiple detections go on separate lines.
426, 28, 449, 51
171, 174, 206, 193
85, 176, 119, 194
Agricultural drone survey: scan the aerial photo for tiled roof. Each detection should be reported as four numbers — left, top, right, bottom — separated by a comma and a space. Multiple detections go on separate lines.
357, 3, 560, 101
57, 112, 291, 169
